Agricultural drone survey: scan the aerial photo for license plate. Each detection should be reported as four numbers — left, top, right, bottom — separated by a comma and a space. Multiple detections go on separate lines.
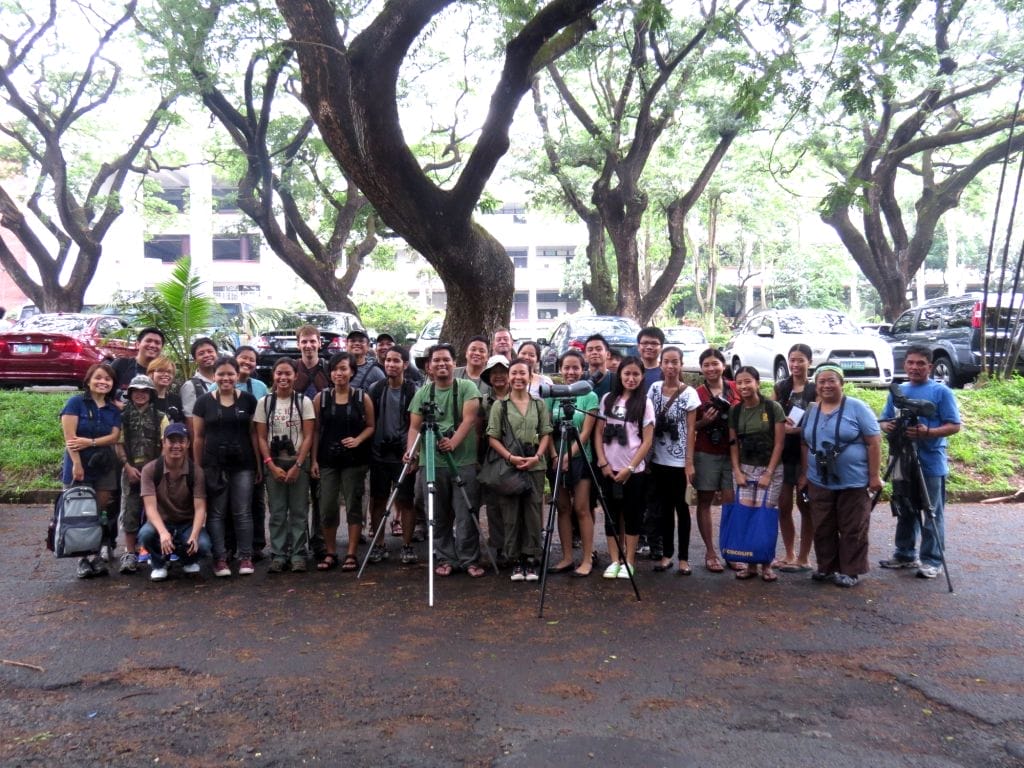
12, 343, 44, 354
837, 360, 866, 371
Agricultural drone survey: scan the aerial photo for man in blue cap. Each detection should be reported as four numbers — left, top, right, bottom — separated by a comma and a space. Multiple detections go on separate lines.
138, 423, 212, 581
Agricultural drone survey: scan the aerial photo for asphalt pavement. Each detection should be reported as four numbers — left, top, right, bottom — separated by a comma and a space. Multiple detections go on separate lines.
1, 501, 1022, 767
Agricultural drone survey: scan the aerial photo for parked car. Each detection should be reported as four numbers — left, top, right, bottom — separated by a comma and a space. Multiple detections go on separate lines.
407, 315, 444, 369
538, 315, 641, 374
254, 311, 364, 382
882, 292, 1024, 387
663, 325, 708, 372
723, 308, 895, 385
0, 313, 135, 387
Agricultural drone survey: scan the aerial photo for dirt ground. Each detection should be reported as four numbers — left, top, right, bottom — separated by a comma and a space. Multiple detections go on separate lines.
1, 501, 1022, 767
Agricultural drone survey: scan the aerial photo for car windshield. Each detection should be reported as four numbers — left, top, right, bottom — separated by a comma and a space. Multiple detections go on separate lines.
777, 311, 860, 335
665, 327, 706, 344
573, 317, 641, 336
421, 318, 443, 337
10, 314, 92, 334
274, 313, 353, 333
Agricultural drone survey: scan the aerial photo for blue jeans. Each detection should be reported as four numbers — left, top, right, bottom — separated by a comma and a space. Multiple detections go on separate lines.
138, 521, 212, 568
893, 475, 945, 567
207, 467, 255, 560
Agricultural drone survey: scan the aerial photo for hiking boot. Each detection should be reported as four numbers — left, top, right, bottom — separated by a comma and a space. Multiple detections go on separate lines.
369, 545, 388, 563
400, 545, 418, 565
879, 557, 920, 569
834, 573, 859, 588
90, 556, 109, 577
99, 545, 113, 563
119, 551, 138, 574
77, 557, 95, 579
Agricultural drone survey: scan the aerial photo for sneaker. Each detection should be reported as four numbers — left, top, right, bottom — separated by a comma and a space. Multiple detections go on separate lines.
76, 557, 95, 579
834, 573, 859, 588
369, 545, 388, 563
119, 551, 138, 574
917, 564, 943, 579
137, 547, 150, 564
182, 562, 201, 574
400, 545, 418, 565
411, 524, 427, 543
602, 562, 621, 579
150, 566, 169, 581
617, 563, 635, 579
637, 537, 651, 557
268, 558, 287, 574
879, 557, 920, 569
291, 558, 308, 573
213, 560, 231, 577
811, 571, 835, 582
90, 556, 109, 577
238, 559, 255, 575
524, 563, 539, 582
510, 564, 525, 582
99, 544, 113, 563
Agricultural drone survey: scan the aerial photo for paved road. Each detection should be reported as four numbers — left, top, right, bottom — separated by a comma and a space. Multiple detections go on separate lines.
1, 502, 1022, 767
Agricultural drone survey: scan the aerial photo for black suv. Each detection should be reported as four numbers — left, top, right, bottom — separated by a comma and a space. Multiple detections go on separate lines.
883, 293, 1024, 387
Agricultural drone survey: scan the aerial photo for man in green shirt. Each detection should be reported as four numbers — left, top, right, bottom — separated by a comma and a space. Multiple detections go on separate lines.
406, 344, 485, 577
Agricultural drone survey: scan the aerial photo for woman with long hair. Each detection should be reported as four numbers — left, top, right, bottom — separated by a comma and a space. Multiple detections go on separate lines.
487, 358, 552, 582
593, 356, 654, 579
60, 362, 122, 578
649, 346, 701, 574
729, 366, 786, 582
192, 356, 260, 577
255, 357, 316, 573
690, 348, 740, 573
773, 343, 816, 572
515, 340, 553, 397
311, 352, 376, 572
544, 350, 599, 577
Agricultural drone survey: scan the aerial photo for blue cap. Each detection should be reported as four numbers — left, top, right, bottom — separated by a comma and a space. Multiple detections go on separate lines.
163, 423, 188, 439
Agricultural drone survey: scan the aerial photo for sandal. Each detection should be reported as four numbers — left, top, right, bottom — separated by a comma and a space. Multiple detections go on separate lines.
340, 555, 358, 572
317, 554, 339, 571
705, 555, 724, 573
762, 568, 778, 582
435, 563, 453, 577
735, 566, 757, 580
466, 563, 486, 578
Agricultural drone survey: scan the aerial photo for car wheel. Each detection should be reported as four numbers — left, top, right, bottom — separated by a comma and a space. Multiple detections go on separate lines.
931, 354, 960, 388
773, 358, 789, 383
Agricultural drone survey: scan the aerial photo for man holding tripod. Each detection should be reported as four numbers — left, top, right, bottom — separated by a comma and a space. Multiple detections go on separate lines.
878, 346, 961, 580
405, 343, 485, 578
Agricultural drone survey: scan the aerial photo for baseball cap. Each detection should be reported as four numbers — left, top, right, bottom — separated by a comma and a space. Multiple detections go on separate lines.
375, 332, 395, 343
347, 329, 369, 341
163, 423, 188, 439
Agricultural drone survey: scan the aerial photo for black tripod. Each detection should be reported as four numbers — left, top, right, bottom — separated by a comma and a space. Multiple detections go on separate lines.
359, 399, 498, 604
538, 400, 640, 617
873, 420, 954, 593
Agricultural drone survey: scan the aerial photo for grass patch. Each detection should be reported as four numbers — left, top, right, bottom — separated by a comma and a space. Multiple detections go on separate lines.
2, 380, 1022, 496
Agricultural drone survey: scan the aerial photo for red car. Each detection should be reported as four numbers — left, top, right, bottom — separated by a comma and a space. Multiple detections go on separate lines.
0, 313, 136, 387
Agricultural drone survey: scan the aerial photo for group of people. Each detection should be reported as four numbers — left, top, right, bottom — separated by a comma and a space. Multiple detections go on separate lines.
58, 319, 960, 589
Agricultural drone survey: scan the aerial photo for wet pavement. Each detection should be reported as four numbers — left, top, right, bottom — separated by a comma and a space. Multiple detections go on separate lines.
1, 502, 1022, 767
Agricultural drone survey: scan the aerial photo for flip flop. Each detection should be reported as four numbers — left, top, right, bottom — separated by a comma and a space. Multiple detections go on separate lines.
762, 569, 779, 582
735, 567, 757, 580
549, 562, 576, 574
705, 556, 725, 573
779, 563, 813, 573
676, 566, 692, 576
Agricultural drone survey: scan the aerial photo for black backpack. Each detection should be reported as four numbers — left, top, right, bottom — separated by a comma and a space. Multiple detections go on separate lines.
48, 486, 103, 558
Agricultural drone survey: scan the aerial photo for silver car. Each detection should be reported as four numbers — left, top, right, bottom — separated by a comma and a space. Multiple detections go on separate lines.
724, 309, 895, 385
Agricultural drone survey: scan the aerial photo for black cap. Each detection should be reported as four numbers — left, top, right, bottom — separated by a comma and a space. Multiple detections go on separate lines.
376, 332, 395, 343
346, 329, 369, 341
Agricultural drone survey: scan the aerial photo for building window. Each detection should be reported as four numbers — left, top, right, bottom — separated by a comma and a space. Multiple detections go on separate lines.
212, 187, 240, 213
144, 235, 189, 263
513, 290, 529, 320
507, 248, 528, 269
154, 187, 187, 212
212, 235, 259, 262
536, 290, 564, 303
537, 246, 575, 259
497, 202, 526, 215
537, 308, 559, 320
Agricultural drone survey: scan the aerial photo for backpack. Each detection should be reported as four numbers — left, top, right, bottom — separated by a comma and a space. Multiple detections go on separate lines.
48, 486, 103, 558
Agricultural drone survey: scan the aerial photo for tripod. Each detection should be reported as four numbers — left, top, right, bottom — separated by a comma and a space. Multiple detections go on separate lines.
358, 400, 498, 605
538, 400, 641, 618
873, 425, 954, 593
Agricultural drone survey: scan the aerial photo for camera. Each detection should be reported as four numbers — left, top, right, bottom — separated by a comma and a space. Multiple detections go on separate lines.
603, 423, 628, 446
440, 426, 456, 440
710, 395, 732, 414
654, 416, 679, 441
888, 382, 936, 428
326, 441, 350, 463
270, 434, 296, 457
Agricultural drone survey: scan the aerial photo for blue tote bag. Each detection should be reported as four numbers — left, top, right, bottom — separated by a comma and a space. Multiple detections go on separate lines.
719, 486, 779, 564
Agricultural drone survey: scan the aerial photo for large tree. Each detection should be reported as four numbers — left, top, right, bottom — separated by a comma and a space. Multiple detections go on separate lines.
145, 0, 376, 316
0, 0, 176, 311
273, 0, 605, 347
809, 0, 1024, 320
528, 0, 795, 323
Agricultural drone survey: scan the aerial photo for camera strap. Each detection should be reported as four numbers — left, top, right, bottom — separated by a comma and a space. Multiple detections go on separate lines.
428, 382, 462, 431
657, 385, 683, 420
500, 397, 541, 455
807, 396, 849, 455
